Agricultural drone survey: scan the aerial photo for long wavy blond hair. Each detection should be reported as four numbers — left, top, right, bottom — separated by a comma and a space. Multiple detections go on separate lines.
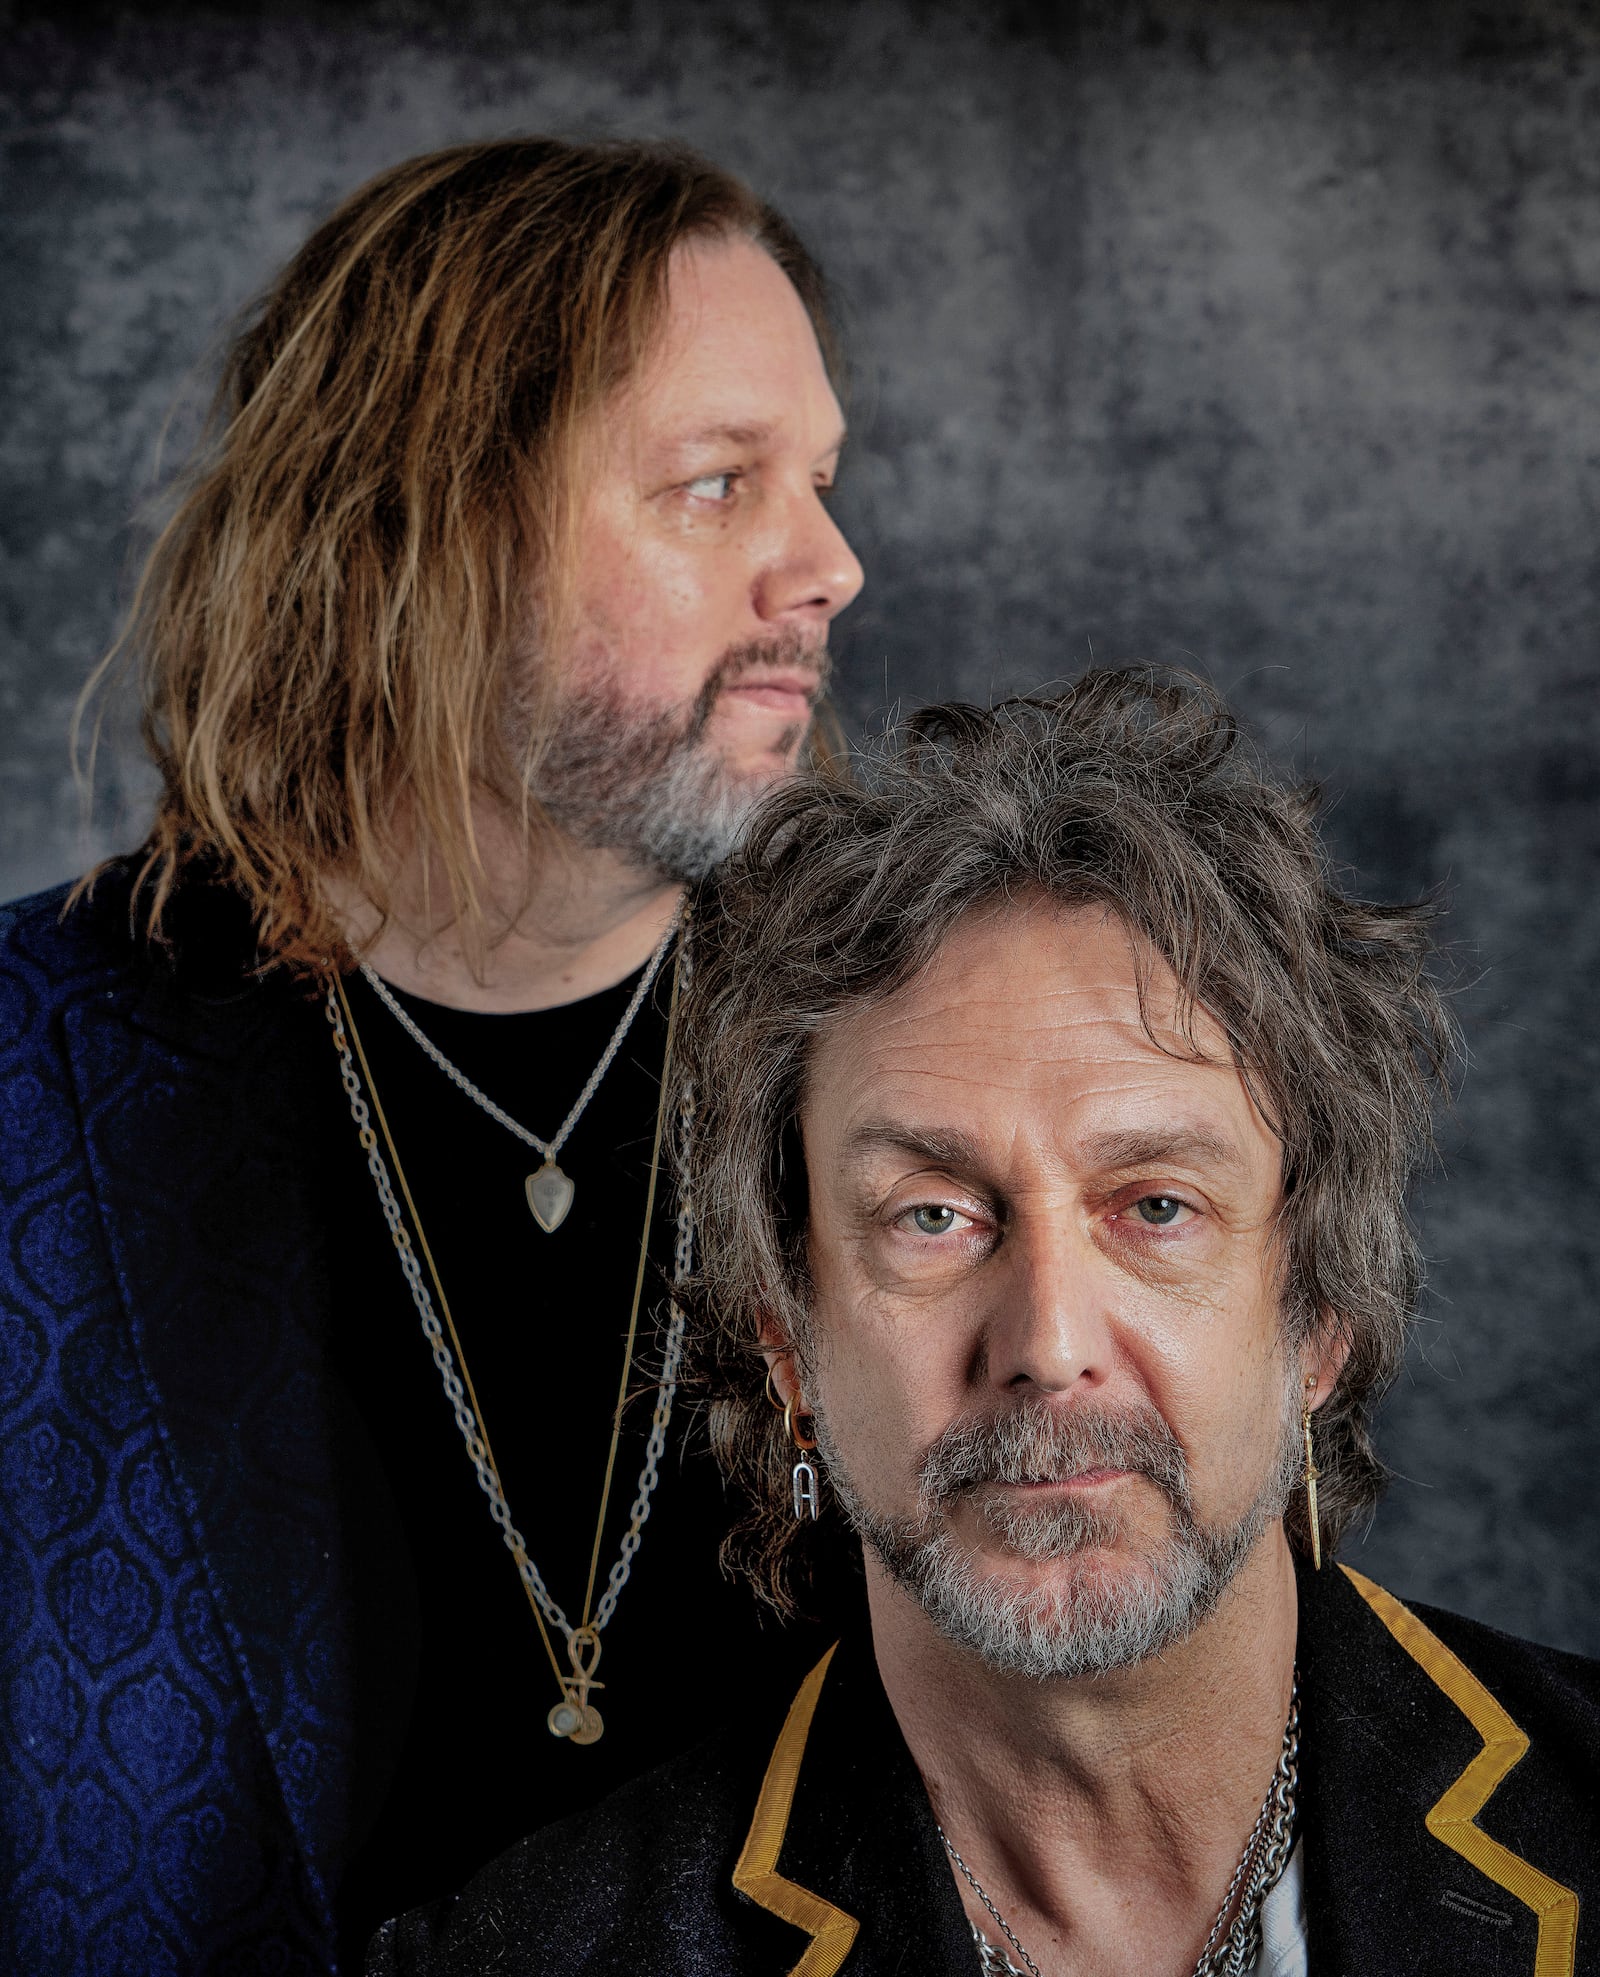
77, 138, 837, 970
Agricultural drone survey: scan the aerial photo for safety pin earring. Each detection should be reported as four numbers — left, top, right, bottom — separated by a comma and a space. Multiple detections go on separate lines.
784, 1392, 820, 1521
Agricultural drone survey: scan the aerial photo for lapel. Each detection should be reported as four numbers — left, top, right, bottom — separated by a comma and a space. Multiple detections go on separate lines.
63, 888, 352, 1923
732, 1570, 1589, 1977
1298, 1562, 1580, 1977
729, 1637, 977, 1976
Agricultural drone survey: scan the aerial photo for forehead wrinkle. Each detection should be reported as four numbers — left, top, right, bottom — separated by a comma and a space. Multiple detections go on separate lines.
854, 970, 1212, 1050
854, 1029, 1230, 1095
813, 915, 1246, 1124
619, 238, 840, 448
673, 419, 776, 448
856, 1005, 1173, 1065
820, 1034, 1272, 1179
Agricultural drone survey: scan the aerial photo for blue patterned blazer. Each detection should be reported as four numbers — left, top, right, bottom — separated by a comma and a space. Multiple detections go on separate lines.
1, 872, 352, 1975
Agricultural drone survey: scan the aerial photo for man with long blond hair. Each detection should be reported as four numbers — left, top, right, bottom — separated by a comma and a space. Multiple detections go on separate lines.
0, 138, 862, 1974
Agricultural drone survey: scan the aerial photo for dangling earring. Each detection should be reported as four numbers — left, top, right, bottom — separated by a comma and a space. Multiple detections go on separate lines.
784, 1392, 820, 1521
1301, 1374, 1322, 1571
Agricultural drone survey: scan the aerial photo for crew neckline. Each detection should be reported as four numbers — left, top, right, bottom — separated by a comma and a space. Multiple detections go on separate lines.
361, 954, 649, 1024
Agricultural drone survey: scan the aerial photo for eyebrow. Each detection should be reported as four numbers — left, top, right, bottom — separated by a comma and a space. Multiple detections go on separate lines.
841, 1122, 991, 1171
838, 1121, 1248, 1176
1075, 1126, 1249, 1175
664, 420, 848, 456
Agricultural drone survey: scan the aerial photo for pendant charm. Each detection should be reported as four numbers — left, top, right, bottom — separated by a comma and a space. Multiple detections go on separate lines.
546, 1696, 605, 1744
792, 1453, 820, 1521
547, 1624, 605, 1744
525, 1160, 575, 1233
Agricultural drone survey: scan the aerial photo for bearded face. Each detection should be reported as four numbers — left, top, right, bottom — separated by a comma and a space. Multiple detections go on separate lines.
528, 628, 830, 882
514, 234, 858, 883
790, 897, 1323, 1683
817, 1385, 1299, 1679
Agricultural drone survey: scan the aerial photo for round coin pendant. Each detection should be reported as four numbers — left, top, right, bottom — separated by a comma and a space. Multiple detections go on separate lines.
570, 1704, 604, 1746
547, 1699, 585, 1740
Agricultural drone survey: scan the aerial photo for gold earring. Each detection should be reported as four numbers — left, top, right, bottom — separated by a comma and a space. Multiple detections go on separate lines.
764, 1367, 784, 1411
1301, 1375, 1322, 1571
784, 1392, 820, 1522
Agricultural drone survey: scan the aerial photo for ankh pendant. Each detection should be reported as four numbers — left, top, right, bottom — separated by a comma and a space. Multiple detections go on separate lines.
547, 1625, 605, 1745
525, 1159, 575, 1234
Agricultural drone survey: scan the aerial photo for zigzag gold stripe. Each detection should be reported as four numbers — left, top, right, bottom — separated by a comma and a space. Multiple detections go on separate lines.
733, 1643, 860, 1977
1343, 1568, 1580, 1977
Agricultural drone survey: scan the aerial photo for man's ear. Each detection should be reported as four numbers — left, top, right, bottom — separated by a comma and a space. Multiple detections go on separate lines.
1302, 1313, 1352, 1410
757, 1321, 798, 1408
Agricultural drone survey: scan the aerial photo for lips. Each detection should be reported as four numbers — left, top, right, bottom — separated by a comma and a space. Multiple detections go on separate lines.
994, 1468, 1133, 1493
720, 670, 822, 713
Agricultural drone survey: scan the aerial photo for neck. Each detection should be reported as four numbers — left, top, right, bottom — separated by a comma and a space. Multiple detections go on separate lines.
872, 1530, 1300, 1977
332, 794, 683, 1012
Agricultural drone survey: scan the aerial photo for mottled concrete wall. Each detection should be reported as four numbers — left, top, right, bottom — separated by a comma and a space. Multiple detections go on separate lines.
3, 0, 1597, 1650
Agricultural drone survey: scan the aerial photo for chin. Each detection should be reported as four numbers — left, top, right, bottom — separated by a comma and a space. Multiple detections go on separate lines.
707, 708, 810, 769
978, 1538, 1163, 1609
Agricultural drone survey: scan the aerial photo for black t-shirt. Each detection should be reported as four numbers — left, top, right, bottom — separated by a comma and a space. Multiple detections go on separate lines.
297, 957, 839, 1965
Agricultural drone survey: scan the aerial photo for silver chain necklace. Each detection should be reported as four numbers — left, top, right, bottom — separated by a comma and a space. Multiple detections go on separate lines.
941, 1677, 1300, 1977
357, 905, 682, 1233
325, 957, 694, 1745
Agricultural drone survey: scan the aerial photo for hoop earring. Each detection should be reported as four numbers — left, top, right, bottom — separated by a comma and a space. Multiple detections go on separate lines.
784, 1392, 820, 1522
1301, 1375, 1322, 1571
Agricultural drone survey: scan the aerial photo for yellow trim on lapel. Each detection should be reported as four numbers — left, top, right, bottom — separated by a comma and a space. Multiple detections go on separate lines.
732, 1642, 860, 1977
1342, 1566, 1580, 1976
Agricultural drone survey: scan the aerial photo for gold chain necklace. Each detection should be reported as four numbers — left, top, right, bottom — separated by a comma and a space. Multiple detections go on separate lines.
325, 933, 690, 1744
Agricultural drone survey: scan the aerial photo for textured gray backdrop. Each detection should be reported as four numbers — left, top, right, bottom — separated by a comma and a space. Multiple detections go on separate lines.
3, 0, 1597, 1652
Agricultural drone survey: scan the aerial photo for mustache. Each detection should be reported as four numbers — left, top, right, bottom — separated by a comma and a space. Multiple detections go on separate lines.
687, 628, 832, 736
915, 1398, 1193, 1514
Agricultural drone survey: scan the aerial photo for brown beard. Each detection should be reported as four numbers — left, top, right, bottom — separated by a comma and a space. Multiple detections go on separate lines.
528, 629, 830, 881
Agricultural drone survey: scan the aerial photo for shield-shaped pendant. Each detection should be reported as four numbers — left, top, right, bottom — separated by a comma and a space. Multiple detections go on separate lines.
525, 1160, 575, 1233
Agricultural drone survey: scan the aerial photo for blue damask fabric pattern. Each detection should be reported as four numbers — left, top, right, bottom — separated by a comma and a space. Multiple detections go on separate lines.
1, 880, 351, 1976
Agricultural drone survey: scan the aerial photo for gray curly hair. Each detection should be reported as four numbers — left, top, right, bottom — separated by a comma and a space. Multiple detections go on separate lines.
679, 668, 1454, 1613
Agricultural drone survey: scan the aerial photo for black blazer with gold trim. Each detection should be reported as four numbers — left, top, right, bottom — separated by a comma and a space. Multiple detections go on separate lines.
370, 1563, 1600, 1976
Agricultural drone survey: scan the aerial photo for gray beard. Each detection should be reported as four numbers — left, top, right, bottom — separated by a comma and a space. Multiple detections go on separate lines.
817, 1390, 1299, 1681
526, 632, 828, 883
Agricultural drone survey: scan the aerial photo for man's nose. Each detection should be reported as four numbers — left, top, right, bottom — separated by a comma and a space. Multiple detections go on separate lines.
979, 1218, 1114, 1396
755, 484, 865, 626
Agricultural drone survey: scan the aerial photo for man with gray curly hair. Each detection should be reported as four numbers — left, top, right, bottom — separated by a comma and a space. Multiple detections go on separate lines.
374, 671, 1600, 1977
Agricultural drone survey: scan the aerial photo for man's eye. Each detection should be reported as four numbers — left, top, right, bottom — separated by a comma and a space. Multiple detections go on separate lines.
907, 1205, 965, 1236
684, 472, 736, 501
1132, 1195, 1189, 1226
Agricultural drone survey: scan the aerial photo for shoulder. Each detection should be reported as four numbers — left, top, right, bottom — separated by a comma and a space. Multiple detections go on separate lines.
2, 862, 282, 1070
369, 1636, 939, 1977
1321, 1562, 1600, 1803
1404, 1587, 1600, 1737
1334, 1564, 1600, 1712
0, 863, 285, 1229
0, 866, 142, 1009
368, 1728, 771, 1976
1, 872, 147, 1204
